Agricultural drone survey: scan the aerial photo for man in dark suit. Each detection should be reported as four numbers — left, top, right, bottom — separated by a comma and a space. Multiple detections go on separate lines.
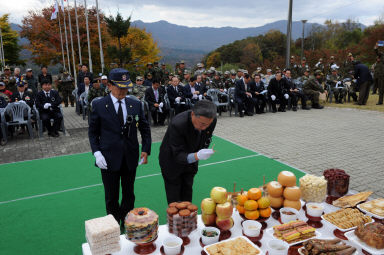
38, 66, 53, 87
184, 76, 202, 104
35, 79, 63, 137
249, 74, 267, 114
88, 68, 151, 226
11, 80, 35, 108
144, 79, 167, 126
77, 64, 94, 86
235, 73, 254, 117
268, 71, 289, 112
159, 100, 216, 203
353, 61, 373, 105
167, 76, 189, 115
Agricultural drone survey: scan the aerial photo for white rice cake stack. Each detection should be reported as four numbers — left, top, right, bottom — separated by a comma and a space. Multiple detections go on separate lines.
85, 214, 121, 255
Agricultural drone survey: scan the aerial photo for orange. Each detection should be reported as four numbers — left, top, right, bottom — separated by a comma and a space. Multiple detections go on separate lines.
245, 210, 260, 220
248, 188, 262, 200
259, 207, 272, 218
237, 194, 248, 206
257, 197, 271, 209
244, 200, 258, 211
236, 204, 245, 214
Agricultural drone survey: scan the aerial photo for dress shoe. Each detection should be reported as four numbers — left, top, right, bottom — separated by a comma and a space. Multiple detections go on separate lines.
312, 104, 324, 109
302, 106, 310, 110
377, 103, 383, 105
292, 106, 297, 111
246, 112, 254, 116
48, 132, 54, 137
239, 112, 244, 117
53, 132, 60, 137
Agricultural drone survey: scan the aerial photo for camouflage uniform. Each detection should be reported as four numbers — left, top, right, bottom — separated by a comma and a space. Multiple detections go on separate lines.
129, 84, 147, 100
225, 78, 237, 89
303, 76, 325, 106
326, 73, 346, 103
57, 72, 75, 107
297, 64, 310, 78
1, 73, 17, 93
87, 86, 107, 108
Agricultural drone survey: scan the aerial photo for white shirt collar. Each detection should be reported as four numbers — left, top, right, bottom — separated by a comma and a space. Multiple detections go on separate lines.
110, 93, 125, 104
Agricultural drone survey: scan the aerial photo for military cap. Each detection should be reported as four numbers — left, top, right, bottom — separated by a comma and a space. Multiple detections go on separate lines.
180, 60, 185, 64
136, 76, 144, 81
169, 73, 174, 76
26, 68, 33, 72
330, 56, 335, 59
275, 66, 280, 70
210, 67, 216, 71
257, 67, 262, 71
154, 61, 158, 65
243, 70, 249, 74
348, 52, 353, 57
109, 68, 132, 88
305, 68, 310, 72
314, 70, 323, 76
161, 63, 166, 66
237, 69, 243, 72
16, 80, 26, 87
147, 72, 153, 76
4, 65, 10, 70
224, 71, 230, 75
146, 62, 153, 66
302, 57, 306, 61
184, 69, 191, 75
197, 63, 203, 68
290, 56, 295, 59
0, 81, 5, 86
319, 58, 323, 61
101, 75, 108, 80
266, 69, 272, 73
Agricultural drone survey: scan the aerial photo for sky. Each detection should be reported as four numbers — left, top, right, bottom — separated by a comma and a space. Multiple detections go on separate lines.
1, 0, 384, 28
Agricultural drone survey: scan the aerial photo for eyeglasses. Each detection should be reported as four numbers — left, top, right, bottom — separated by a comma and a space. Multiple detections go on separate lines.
137, 79, 143, 82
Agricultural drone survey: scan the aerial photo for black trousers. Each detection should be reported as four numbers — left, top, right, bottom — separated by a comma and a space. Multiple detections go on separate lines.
269, 95, 287, 111
358, 81, 370, 105
236, 97, 254, 114
252, 95, 266, 113
150, 107, 167, 125
101, 158, 137, 223
162, 167, 197, 204
41, 111, 63, 133
174, 103, 189, 115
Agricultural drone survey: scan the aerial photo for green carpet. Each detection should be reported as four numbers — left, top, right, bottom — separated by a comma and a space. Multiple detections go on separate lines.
0, 136, 305, 255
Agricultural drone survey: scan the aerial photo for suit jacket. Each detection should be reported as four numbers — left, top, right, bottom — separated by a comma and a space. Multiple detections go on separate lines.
36, 90, 62, 113
354, 63, 373, 85
184, 84, 202, 99
166, 85, 186, 107
88, 95, 152, 171
249, 81, 266, 97
145, 86, 165, 110
235, 79, 249, 100
38, 73, 53, 85
267, 78, 288, 97
77, 71, 94, 85
77, 83, 93, 97
159, 110, 216, 179
11, 91, 35, 107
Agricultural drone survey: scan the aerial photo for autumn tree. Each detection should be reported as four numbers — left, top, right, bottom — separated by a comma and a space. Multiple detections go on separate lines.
0, 14, 23, 67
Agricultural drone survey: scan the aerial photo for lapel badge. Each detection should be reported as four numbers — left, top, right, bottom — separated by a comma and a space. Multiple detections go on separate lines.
106, 104, 108, 108
130, 105, 132, 108
136, 122, 139, 128
51, 97, 55, 102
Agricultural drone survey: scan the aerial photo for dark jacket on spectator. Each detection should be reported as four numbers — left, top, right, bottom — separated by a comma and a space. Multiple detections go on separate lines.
38, 73, 53, 85
77, 71, 94, 85
354, 62, 373, 85
11, 91, 35, 107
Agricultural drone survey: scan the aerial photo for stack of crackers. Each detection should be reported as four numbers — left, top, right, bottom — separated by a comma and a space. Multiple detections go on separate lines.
85, 214, 121, 255
323, 208, 372, 229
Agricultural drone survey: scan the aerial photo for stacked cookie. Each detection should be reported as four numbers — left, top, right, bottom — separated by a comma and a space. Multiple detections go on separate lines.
167, 201, 198, 237
85, 214, 121, 255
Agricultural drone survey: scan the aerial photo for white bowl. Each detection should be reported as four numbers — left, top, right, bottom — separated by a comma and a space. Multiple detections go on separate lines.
201, 227, 220, 245
306, 203, 324, 217
163, 235, 183, 255
268, 239, 289, 255
280, 207, 299, 223
242, 220, 262, 237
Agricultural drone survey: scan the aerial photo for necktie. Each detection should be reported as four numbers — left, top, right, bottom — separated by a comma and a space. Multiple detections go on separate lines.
46, 92, 49, 97
175, 86, 178, 93
117, 100, 124, 126
154, 89, 158, 101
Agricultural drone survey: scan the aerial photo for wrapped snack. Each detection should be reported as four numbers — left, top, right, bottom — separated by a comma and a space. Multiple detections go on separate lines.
299, 174, 327, 203
167, 202, 198, 237
323, 169, 349, 198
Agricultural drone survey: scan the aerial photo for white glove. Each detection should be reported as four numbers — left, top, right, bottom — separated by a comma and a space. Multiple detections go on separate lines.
198, 95, 203, 100
19, 100, 25, 104
197, 149, 214, 160
94, 151, 108, 169
43, 103, 51, 109
175, 97, 181, 103
224, 89, 227, 93
284, 93, 289, 99
271, 95, 276, 101
159, 102, 164, 108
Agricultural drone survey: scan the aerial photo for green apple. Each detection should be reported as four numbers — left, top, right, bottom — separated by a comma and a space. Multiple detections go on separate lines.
201, 198, 216, 214
210, 187, 228, 204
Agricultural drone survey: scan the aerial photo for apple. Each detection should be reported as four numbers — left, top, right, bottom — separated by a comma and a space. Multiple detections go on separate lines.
210, 187, 228, 204
202, 213, 216, 226
216, 202, 233, 218
201, 198, 216, 215
215, 217, 234, 231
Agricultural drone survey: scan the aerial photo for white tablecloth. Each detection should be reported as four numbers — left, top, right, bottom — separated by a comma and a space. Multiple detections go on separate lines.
82, 201, 367, 255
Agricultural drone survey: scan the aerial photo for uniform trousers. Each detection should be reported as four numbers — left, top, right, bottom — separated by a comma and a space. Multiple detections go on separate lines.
378, 77, 384, 104
101, 157, 137, 223
41, 111, 63, 133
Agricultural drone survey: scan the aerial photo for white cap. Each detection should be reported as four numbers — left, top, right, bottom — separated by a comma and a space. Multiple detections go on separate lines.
101, 75, 108, 80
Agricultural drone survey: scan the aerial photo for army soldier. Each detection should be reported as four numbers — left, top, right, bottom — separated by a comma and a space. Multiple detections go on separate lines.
182, 70, 191, 85
24, 68, 38, 95
57, 69, 75, 107
160, 63, 169, 84
374, 42, 384, 105
326, 68, 345, 104
153, 61, 163, 82
130, 65, 141, 83
144, 63, 154, 80
342, 53, 355, 77
179, 60, 186, 76
0, 80, 13, 103
314, 58, 325, 74
130, 76, 147, 100
87, 79, 107, 106
5, 68, 17, 93
297, 57, 310, 78
303, 70, 325, 109
289, 56, 299, 78
194, 63, 205, 75
327, 56, 338, 74
225, 71, 237, 89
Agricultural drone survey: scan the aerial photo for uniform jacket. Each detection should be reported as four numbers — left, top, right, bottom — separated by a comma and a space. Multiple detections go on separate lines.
88, 95, 151, 171
36, 90, 62, 113
38, 73, 53, 85
11, 91, 35, 107
159, 110, 216, 180
303, 78, 325, 93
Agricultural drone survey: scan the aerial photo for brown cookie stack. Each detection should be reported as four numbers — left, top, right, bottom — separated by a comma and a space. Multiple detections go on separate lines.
167, 201, 198, 237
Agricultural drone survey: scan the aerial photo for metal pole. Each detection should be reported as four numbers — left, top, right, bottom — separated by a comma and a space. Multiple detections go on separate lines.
62, 2, 72, 74
74, 0, 82, 66
95, 0, 105, 74
301, 20, 307, 61
0, 26, 4, 71
57, 0, 66, 70
84, 0, 93, 73
285, 0, 293, 68
67, 0, 78, 87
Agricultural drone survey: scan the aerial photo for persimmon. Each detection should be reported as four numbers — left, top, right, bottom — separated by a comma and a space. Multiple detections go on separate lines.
259, 207, 272, 218
236, 204, 245, 214
245, 210, 260, 220
244, 200, 258, 211
248, 188, 262, 200
237, 194, 248, 206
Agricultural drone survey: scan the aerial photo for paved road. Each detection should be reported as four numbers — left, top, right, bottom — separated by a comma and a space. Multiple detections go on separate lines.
1, 106, 383, 198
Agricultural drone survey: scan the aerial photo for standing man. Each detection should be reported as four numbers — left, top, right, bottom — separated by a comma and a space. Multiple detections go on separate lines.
38, 66, 53, 87
353, 61, 373, 105
57, 69, 75, 107
78, 64, 94, 86
374, 42, 384, 105
88, 68, 151, 226
24, 68, 38, 95
159, 100, 216, 203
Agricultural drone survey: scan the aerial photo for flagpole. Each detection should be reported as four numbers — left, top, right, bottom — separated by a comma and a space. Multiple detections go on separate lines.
57, 0, 66, 70
74, 0, 82, 66
0, 26, 4, 72
61, 0, 72, 75
67, 0, 78, 87
84, 0, 93, 73
95, 0, 104, 74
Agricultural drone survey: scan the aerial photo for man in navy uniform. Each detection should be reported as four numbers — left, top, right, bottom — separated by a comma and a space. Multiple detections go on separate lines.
11, 80, 35, 108
35, 79, 63, 137
88, 68, 152, 226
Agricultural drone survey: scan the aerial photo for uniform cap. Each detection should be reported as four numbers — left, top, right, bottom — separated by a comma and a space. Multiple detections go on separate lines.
16, 80, 26, 87
314, 70, 323, 76
348, 53, 353, 57
101, 75, 108, 80
136, 76, 143, 81
26, 68, 33, 72
302, 57, 306, 61
266, 69, 272, 73
108, 68, 132, 88
4, 65, 10, 70
180, 60, 185, 64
